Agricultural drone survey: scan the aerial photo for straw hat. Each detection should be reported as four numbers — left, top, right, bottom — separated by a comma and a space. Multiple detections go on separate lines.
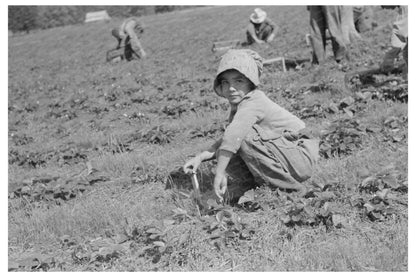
213, 49, 264, 95
250, 8, 267, 24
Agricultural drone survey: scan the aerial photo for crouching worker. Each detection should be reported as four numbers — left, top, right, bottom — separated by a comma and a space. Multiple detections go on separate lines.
353, 6, 376, 33
380, 6, 408, 79
183, 49, 319, 202
111, 17, 147, 60
244, 8, 279, 45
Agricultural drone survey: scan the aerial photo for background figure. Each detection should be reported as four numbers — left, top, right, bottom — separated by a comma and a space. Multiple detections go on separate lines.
308, 6, 348, 64
245, 8, 279, 45
380, 6, 408, 77
111, 17, 147, 60
353, 6, 376, 33
340, 6, 362, 45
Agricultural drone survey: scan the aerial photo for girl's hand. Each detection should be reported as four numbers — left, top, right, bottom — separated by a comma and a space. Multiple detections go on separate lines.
183, 156, 202, 174
213, 172, 228, 202
213, 149, 233, 202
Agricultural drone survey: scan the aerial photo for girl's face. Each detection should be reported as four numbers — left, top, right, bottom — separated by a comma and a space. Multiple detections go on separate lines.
218, 70, 254, 105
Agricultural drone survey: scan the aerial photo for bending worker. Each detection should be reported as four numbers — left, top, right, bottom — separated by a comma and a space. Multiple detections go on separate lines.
111, 17, 147, 59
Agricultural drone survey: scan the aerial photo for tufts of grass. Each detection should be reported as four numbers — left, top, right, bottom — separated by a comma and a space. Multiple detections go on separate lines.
8, 5, 407, 272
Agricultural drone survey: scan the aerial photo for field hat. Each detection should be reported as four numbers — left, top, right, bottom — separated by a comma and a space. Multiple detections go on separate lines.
250, 8, 267, 24
213, 49, 263, 95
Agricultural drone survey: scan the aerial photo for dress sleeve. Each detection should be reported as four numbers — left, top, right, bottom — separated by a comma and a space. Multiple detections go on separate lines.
207, 138, 222, 153
219, 99, 265, 153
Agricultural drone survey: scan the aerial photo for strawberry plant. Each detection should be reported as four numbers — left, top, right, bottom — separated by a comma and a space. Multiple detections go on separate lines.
8, 6, 408, 272
188, 121, 226, 139
193, 98, 229, 112
347, 70, 408, 103
300, 80, 331, 93
198, 202, 256, 251
130, 164, 165, 185
359, 165, 406, 194
281, 88, 304, 101
319, 118, 366, 158
88, 106, 109, 118
234, 188, 348, 229
9, 171, 110, 207
137, 125, 177, 145
8, 149, 48, 168
100, 135, 132, 154
365, 116, 408, 149
373, 82, 407, 102
291, 102, 326, 119
130, 95, 154, 105
350, 166, 408, 222
10, 133, 34, 146
160, 102, 194, 118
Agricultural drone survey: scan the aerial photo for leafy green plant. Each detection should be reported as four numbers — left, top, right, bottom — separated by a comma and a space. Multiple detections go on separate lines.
8, 5, 408, 272
100, 134, 132, 154
347, 73, 407, 103
130, 164, 165, 185
11, 133, 34, 146
319, 119, 366, 158
137, 125, 177, 145
188, 121, 226, 139
160, 103, 193, 118
291, 102, 326, 119
9, 171, 109, 207
352, 165, 408, 222
8, 150, 48, 168
200, 204, 256, 251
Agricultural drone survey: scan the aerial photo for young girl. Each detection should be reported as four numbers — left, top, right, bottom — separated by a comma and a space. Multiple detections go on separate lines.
183, 49, 319, 202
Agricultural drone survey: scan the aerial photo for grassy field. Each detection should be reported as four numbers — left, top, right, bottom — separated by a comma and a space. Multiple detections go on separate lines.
8, 6, 408, 271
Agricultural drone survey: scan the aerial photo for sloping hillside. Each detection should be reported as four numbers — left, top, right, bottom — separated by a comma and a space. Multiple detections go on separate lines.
8, 6, 407, 271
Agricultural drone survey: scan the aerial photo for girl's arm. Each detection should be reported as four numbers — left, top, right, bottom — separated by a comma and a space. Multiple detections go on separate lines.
183, 138, 221, 174
183, 150, 214, 174
196, 149, 216, 162
213, 149, 233, 200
